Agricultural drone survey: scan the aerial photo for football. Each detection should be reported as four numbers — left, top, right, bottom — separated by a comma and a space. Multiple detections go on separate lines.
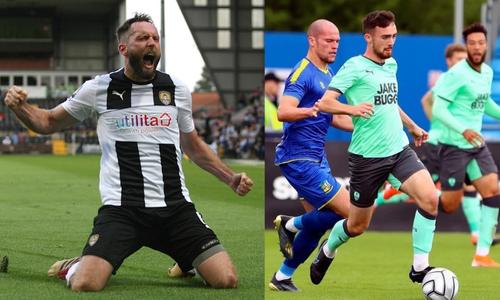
421, 268, 459, 300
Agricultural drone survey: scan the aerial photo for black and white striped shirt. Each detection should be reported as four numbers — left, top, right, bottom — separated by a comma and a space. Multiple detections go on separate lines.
62, 68, 193, 207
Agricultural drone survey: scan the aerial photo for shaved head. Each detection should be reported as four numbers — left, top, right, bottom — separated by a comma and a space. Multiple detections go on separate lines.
306, 19, 340, 66
307, 19, 338, 38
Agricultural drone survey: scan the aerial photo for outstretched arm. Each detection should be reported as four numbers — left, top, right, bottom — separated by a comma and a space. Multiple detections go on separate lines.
4, 86, 79, 134
180, 130, 253, 196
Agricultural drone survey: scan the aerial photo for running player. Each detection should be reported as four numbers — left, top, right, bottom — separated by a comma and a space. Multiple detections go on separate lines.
268, 19, 372, 291
379, 44, 489, 244
311, 10, 439, 285
432, 22, 500, 267
421, 44, 488, 246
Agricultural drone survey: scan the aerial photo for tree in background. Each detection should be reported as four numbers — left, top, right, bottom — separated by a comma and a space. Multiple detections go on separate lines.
266, 0, 482, 34
194, 66, 216, 92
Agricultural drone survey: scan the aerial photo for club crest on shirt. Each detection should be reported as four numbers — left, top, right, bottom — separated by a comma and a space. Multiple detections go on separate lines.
159, 90, 172, 105
88, 234, 99, 246
320, 180, 333, 194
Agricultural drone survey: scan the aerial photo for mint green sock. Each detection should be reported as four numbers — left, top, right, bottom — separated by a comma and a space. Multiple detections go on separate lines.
412, 210, 436, 254
462, 196, 480, 233
326, 219, 350, 253
478, 205, 499, 250
375, 192, 409, 206
374, 192, 386, 206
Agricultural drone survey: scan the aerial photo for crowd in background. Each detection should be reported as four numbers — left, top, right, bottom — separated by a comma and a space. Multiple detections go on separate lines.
196, 88, 264, 160
0, 87, 264, 160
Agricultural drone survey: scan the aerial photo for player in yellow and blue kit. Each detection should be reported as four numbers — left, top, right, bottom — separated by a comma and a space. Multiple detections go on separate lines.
268, 19, 373, 292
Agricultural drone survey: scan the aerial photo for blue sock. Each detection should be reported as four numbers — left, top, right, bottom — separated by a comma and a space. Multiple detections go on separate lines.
293, 215, 303, 230
278, 262, 296, 278
301, 209, 343, 232
283, 228, 324, 271
282, 210, 343, 274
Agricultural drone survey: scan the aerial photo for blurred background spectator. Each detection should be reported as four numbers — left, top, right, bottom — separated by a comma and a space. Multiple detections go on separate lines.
264, 72, 283, 132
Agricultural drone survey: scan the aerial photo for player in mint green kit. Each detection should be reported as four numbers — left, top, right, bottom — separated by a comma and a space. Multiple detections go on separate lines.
310, 10, 439, 285
421, 44, 491, 247
421, 45, 467, 184
432, 23, 500, 267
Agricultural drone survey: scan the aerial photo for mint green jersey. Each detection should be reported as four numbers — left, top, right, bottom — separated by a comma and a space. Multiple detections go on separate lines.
432, 59, 493, 149
329, 55, 408, 157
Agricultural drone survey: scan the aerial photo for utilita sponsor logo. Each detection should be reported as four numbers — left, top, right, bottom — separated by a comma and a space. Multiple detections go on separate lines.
115, 113, 172, 128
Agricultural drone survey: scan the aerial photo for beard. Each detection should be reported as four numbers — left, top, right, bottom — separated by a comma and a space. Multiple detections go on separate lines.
374, 46, 392, 59
128, 51, 160, 80
467, 51, 486, 66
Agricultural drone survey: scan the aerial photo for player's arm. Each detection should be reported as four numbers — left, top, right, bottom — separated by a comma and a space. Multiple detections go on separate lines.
331, 114, 353, 131
398, 106, 419, 129
485, 97, 500, 119
432, 95, 483, 147
421, 90, 433, 120
398, 106, 427, 146
180, 130, 253, 196
277, 95, 318, 122
315, 89, 373, 117
4, 86, 78, 134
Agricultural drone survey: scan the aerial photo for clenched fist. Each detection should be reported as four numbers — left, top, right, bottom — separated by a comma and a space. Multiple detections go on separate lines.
229, 172, 254, 196
4, 86, 28, 109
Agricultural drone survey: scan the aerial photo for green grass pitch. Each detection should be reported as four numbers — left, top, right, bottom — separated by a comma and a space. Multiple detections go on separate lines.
0, 155, 263, 300
266, 230, 500, 299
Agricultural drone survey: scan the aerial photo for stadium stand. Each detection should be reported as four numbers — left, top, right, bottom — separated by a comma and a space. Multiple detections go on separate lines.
194, 88, 264, 160
0, 1, 264, 160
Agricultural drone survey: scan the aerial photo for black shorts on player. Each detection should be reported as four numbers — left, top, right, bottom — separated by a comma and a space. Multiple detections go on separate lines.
438, 144, 498, 191
420, 143, 441, 183
82, 202, 224, 273
349, 146, 426, 208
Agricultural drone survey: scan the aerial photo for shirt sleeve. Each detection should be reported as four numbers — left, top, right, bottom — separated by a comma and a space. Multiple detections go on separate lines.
61, 79, 97, 121
432, 69, 464, 103
176, 84, 195, 133
283, 71, 308, 103
329, 59, 358, 94
485, 97, 500, 119
432, 93, 467, 134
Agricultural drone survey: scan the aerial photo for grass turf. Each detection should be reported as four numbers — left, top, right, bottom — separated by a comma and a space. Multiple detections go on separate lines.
266, 230, 500, 299
0, 155, 263, 300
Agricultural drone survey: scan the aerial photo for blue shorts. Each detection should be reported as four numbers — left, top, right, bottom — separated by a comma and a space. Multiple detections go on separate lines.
279, 158, 342, 210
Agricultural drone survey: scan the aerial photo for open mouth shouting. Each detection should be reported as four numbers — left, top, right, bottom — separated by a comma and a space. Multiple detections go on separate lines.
128, 49, 160, 81
143, 52, 157, 70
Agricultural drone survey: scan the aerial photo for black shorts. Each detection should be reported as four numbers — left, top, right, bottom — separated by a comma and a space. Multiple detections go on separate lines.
438, 144, 498, 191
348, 147, 426, 208
420, 143, 440, 183
82, 202, 223, 273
